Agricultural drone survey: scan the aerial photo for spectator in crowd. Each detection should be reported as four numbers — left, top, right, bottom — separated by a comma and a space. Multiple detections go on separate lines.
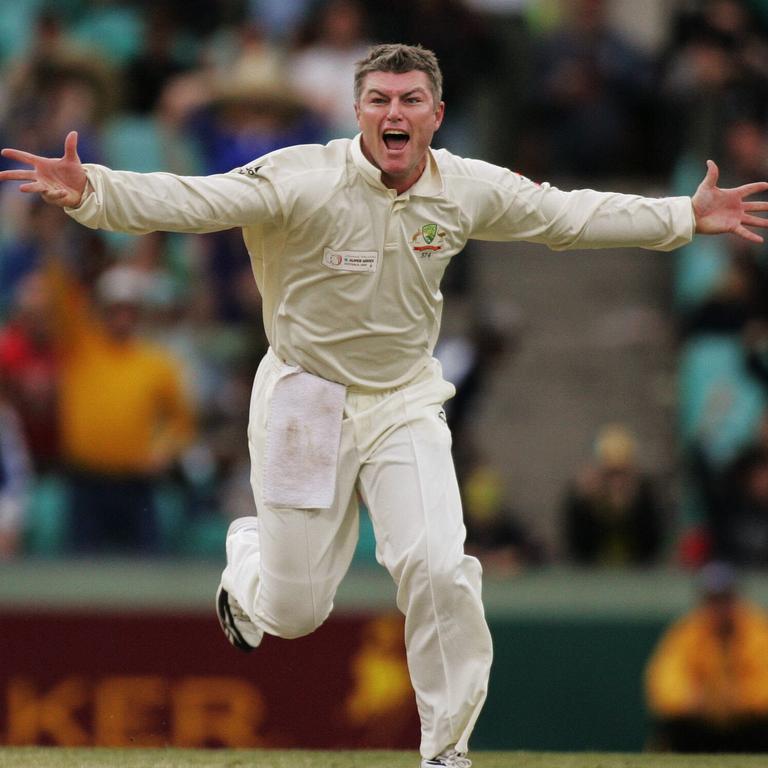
191, 65, 321, 177
683, 378, 767, 564
47, 253, 194, 554
563, 423, 664, 566
244, 0, 315, 44
679, 116, 768, 337
289, 0, 372, 139
721, 114, 768, 186
694, 410, 768, 566
658, 0, 768, 167
0, 383, 32, 558
0, 269, 59, 472
720, 437, 768, 564
522, 0, 653, 178
681, 235, 768, 337
674, 113, 768, 561
1, 26, 112, 165
120, 6, 191, 115
461, 459, 544, 576
384, 0, 499, 156
745, 319, 768, 390
645, 561, 768, 752
434, 302, 521, 478
181, 47, 324, 323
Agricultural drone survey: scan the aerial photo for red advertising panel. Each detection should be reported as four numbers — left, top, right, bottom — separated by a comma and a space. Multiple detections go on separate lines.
0, 610, 420, 749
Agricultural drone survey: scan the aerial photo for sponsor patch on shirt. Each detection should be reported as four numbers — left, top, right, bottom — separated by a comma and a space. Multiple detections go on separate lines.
322, 249, 379, 273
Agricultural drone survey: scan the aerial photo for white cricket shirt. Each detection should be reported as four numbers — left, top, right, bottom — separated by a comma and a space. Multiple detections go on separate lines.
67, 136, 694, 390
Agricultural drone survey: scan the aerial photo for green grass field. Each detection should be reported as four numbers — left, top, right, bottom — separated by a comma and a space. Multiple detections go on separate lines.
0, 750, 766, 768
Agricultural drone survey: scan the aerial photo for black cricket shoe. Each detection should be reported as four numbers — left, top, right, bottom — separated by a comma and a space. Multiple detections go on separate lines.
216, 584, 263, 652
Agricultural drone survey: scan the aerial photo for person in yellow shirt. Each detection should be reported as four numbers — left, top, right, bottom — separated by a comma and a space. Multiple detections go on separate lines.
645, 561, 768, 752
49, 259, 194, 554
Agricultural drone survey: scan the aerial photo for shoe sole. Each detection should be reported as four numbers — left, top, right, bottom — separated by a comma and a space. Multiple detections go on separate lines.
216, 585, 255, 653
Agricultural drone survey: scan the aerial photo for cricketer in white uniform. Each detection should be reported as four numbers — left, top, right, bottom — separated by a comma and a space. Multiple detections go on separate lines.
2, 43, 768, 768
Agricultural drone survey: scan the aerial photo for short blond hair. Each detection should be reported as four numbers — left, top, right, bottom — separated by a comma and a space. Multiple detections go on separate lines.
354, 44, 443, 106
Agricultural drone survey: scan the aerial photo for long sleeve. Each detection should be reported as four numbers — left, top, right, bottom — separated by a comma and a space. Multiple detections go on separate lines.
461, 163, 695, 252
65, 164, 283, 235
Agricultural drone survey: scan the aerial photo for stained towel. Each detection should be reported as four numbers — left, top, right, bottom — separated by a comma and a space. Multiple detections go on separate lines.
263, 367, 346, 509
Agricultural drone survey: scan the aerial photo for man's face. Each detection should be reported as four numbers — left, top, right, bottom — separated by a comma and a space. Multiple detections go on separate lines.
355, 70, 444, 194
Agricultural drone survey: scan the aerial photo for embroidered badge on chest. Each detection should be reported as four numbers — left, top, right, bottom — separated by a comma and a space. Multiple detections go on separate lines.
322, 248, 379, 272
411, 223, 446, 257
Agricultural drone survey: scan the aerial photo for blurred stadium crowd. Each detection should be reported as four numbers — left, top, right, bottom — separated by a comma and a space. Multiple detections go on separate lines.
0, 0, 767, 566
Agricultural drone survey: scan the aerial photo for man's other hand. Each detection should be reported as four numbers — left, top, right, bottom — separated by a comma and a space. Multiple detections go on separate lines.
0, 131, 87, 208
693, 159, 768, 243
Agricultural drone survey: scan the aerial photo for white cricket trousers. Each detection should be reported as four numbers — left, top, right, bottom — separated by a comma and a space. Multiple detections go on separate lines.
221, 349, 493, 758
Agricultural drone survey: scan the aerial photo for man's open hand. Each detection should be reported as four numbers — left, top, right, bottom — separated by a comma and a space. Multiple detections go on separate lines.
0, 130, 87, 208
692, 159, 768, 243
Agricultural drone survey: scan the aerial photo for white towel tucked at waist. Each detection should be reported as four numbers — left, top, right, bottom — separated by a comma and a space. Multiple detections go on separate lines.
263, 366, 346, 509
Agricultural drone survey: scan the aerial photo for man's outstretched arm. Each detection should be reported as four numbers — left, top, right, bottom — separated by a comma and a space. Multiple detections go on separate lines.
472, 158, 768, 251
0, 132, 282, 234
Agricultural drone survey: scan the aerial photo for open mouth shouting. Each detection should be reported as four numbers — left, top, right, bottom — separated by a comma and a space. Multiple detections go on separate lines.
383, 129, 410, 151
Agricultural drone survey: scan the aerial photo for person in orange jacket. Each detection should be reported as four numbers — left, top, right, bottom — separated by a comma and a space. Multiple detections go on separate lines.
645, 561, 768, 752
48, 258, 194, 553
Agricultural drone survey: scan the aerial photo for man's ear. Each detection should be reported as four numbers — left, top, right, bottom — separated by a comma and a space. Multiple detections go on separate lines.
434, 101, 445, 131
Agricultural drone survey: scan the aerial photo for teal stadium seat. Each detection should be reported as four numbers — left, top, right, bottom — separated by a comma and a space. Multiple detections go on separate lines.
103, 115, 167, 173
0, 0, 43, 66
679, 334, 767, 467
102, 114, 203, 176
101, 115, 203, 252
24, 474, 69, 556
70, 4, 142, 65
353, 504, 378, 566
674, 236, 730, 311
